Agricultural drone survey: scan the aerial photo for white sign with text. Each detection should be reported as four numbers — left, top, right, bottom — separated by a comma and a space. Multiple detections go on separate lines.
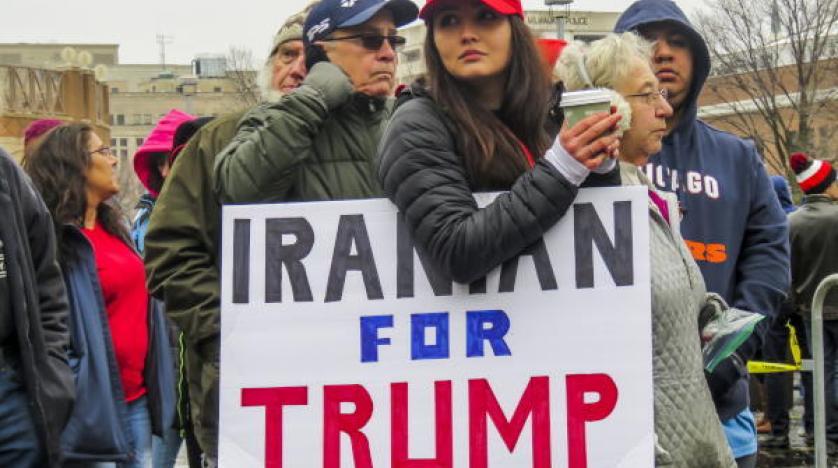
219, 187, 653, 468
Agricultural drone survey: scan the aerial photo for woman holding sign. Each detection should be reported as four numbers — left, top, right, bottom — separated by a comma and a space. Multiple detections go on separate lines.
377, 0, 622, 285
378, 0, 735, 464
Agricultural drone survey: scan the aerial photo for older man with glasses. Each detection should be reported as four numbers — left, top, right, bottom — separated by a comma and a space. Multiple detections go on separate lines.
213, 0, 418, 206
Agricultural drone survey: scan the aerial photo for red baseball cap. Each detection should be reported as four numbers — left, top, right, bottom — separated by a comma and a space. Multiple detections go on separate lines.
419, 0, 524, 21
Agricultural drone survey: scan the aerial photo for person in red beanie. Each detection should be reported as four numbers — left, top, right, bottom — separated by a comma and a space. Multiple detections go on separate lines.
788, 152, 838, 453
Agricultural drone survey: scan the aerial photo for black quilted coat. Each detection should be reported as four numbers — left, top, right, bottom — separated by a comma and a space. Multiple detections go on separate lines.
377, 87, 619, 284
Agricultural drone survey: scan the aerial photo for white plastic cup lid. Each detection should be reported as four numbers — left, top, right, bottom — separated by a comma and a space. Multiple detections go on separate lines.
559, 88, 613, 107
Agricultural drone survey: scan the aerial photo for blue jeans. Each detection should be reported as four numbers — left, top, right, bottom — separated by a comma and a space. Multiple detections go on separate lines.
122, 395, 152, 468
152, 425, 182, 468
0, 365, 43, 468
804, 319, 838, 440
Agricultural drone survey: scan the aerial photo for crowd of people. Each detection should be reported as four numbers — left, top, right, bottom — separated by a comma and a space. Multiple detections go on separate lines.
0, 0, 835, 466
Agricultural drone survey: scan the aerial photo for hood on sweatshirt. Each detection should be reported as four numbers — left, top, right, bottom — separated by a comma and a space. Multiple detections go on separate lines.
770, 175, 796, 213
614, 0, 711, 134
133, 109, 196, 197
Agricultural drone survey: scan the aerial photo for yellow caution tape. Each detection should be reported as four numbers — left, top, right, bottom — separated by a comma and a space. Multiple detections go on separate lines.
746, 324, 804, 374
747, 361, 801, 373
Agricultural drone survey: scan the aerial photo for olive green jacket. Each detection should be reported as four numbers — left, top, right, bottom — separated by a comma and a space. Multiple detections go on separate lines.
214, 85, 389, 204
143, 82, 391, 455
145, 85, 391, 354
144, 114, 239, 355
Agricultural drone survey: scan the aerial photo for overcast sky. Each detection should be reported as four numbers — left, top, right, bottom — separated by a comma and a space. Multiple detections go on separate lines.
1, 0, 697, 65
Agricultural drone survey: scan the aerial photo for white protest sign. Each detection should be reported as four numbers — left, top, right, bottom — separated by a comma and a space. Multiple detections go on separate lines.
219, 186, 653, 468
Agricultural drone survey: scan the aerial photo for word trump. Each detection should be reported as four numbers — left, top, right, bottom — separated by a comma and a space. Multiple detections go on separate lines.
242, 374, 620, 468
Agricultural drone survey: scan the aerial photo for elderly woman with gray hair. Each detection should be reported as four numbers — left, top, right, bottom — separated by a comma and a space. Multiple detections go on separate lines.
557, 32, 736, 467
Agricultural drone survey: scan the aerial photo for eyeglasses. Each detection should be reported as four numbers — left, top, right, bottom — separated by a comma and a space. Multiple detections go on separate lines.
88, 146, 113, 157
320, 34, 406, 52
625, 88, 669, 105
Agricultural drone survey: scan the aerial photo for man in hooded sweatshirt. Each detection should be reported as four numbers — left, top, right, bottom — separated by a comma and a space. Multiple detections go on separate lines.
142, 5, 316, 466
615, 1, 790, 466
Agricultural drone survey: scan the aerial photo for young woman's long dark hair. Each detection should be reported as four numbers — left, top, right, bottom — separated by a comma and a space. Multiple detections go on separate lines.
424, 15, 552, 188
24, 123, 130, 263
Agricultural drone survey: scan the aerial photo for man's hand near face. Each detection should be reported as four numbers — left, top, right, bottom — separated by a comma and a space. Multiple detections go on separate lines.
315, 8, 399, 98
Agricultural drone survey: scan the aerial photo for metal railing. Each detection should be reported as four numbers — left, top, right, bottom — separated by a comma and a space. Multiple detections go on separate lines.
0, 65, 66, 116
812, 273, 838, 468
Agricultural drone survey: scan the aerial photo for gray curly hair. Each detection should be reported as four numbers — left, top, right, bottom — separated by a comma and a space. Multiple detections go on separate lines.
556, 32, 654, 92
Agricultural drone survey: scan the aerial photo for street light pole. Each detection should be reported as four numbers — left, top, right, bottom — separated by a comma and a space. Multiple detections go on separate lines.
545, 0, 574, 40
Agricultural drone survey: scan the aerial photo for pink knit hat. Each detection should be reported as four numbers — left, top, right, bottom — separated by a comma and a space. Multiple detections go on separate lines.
23, 119, 64, 148
133, 109, 196, 196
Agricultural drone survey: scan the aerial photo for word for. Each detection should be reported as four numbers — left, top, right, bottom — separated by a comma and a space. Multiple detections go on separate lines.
242, 374, 619, 468
360, 310, 511, 363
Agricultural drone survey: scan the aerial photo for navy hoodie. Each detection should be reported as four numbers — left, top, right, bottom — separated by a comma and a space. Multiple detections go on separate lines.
616, 0, 790, 421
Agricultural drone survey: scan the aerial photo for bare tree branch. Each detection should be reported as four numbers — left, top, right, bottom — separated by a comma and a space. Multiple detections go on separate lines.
226, 46, 260, 109
694, 0, 838, 172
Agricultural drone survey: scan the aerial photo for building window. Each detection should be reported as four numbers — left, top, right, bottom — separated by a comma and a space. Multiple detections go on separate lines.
136, 138, 144, 147
144, 114, 152, 125
120, 149, 128, 159
119, 138, 128, 147
214, 86, 222, 93
116, 114, 125, 125
111, 88, 119, 94
111, 138, 117, 147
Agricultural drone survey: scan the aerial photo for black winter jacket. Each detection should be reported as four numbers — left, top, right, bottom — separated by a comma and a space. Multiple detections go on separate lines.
0, 149, 75, 467
377, 90, 619, 284
789, 194, 838, 319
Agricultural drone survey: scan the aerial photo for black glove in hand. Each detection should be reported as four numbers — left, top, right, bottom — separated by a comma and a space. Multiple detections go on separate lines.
305, 44, 330, 73
705, 352, 745, 398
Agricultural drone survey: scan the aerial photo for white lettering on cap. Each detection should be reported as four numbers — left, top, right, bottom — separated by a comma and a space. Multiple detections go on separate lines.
341, 0, 358, 6
307, 18, 331, 42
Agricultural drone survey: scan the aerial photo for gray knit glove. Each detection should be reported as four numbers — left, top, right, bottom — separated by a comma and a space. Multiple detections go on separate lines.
303, 62, 353, 111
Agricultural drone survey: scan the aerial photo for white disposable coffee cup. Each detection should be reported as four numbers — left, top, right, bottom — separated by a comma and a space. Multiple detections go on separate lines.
559, 88, 613, 128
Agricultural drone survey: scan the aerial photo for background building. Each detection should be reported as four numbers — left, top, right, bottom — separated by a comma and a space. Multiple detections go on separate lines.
0, 42, 253, 211
0, 63, 109, 161
695, 45, 837, 180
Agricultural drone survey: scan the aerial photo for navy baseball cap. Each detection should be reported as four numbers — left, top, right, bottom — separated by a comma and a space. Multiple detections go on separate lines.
303, 0, 419, 47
